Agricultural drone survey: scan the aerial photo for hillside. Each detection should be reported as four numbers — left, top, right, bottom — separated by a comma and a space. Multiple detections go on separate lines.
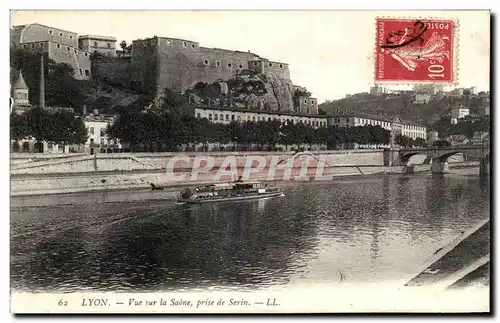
319, 92, 488, 126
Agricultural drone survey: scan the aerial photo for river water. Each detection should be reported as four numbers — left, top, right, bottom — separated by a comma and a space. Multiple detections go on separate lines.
10, 171, 490, 293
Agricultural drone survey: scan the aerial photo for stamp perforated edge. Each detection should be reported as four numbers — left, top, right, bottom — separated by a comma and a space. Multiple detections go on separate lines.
373, 16, 460, 87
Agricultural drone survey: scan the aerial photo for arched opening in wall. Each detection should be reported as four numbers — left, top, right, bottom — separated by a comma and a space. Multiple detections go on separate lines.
33, 142, 43, 152
22, 142, 30, 152
204, 59, 209, 65
280, 64, 283, 68
12, 142, 20, 152
227, 63, 232, 67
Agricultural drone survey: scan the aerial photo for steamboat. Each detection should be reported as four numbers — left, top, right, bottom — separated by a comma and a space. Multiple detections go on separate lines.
178, 181, 284, 204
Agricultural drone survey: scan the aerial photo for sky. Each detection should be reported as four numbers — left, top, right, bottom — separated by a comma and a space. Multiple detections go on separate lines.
10, 10, 490, 102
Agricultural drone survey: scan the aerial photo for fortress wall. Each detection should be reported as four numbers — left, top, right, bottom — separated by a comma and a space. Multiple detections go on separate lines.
263, 61, 291, 80
155, 38, 200, 92
21, 41, 91, 80
46, 41, 91, 80
130, 38, 158, 93
92, 58, 131, 88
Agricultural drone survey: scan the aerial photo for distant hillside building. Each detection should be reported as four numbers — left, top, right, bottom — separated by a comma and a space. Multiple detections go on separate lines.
413, 83, 444, 95
414, 93, 431, 104
472, 132, 489, 146
369, 85, 386, 96
451, 106, 470, 124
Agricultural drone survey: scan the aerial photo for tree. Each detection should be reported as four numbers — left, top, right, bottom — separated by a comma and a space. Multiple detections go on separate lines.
414, 137, 427, 148
15, 108, 88, 152
10, 112, 30, 141
90, 51, 107, 61
10, 49, 86, 108
119, 40, 132, 53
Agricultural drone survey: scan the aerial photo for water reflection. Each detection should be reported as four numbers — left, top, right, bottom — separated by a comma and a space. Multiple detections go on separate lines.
11, 174, 489, 292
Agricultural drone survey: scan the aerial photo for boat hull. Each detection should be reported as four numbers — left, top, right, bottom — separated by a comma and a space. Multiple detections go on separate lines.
178, 191, 284, 204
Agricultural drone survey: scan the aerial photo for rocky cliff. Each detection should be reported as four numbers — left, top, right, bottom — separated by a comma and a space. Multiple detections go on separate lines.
185, 69, 296, 112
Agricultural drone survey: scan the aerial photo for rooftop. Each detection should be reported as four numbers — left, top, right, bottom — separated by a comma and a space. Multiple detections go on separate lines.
12, 23, 77, 35
79, 35, 117, 41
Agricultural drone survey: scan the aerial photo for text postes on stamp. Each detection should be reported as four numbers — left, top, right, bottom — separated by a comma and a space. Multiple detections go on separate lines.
375, 18, 455, 83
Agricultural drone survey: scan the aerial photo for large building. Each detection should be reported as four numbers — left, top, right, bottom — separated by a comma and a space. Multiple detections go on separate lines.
328, 114, 427, 140
129, 35, 316, 113
10, 23, 115, 81
130, 36, 291, 94
195, 106, 328, 128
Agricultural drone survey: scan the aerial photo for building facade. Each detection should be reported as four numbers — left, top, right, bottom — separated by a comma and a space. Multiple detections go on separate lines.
12, 24, 92, 80
11, 23, 116, 81
83, 114, 123, 154
369, 85, 386, 96
79, 35, 117, 57
451, 106, 470, 124
327, 114, 427, 140
413, 83, 444, 95
195, 107, 328, 128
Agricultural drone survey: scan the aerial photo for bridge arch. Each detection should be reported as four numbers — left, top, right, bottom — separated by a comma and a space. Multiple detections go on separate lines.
436, 151, 465, 161
400, 151, 431, 164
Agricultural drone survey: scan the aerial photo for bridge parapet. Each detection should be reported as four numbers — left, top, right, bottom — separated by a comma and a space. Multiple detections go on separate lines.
398, 145, 489, 164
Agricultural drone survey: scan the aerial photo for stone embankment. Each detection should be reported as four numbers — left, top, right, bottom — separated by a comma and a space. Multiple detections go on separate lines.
10, 150, 472, 197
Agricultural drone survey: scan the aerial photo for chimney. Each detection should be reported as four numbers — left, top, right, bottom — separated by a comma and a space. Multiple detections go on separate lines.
39, 53, 45, 108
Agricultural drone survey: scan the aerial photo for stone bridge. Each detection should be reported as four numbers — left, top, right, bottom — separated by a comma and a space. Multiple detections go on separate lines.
389, 145, 490, 175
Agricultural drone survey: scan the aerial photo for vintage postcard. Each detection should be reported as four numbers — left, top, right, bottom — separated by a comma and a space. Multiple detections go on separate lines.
9, 10, 490, 314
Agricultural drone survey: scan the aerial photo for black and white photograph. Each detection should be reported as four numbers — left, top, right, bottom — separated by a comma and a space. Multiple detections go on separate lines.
8, 9, 491, 313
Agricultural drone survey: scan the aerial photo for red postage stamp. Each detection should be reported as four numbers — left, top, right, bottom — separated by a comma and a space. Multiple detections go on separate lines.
375, 18, 455, 83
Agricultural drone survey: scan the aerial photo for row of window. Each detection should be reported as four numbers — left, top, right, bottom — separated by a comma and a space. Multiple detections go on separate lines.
355, 118, 391, 128
48, 29, 74, 40
91, 41, 112, 48
141, 39, 197, 49
250, 61, 285, 69
203, 59, 244, 69
89, 138, 119, 145
303, 99, 316, 104
22, 42, 90, 57
88, 127, 106, 136
197, 112, 327, 127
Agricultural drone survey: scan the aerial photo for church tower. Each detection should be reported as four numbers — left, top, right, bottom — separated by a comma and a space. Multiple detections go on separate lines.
11, 70, 30, 107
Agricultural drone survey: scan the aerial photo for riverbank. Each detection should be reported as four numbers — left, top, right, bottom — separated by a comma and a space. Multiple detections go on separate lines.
10, 161, 480, 197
